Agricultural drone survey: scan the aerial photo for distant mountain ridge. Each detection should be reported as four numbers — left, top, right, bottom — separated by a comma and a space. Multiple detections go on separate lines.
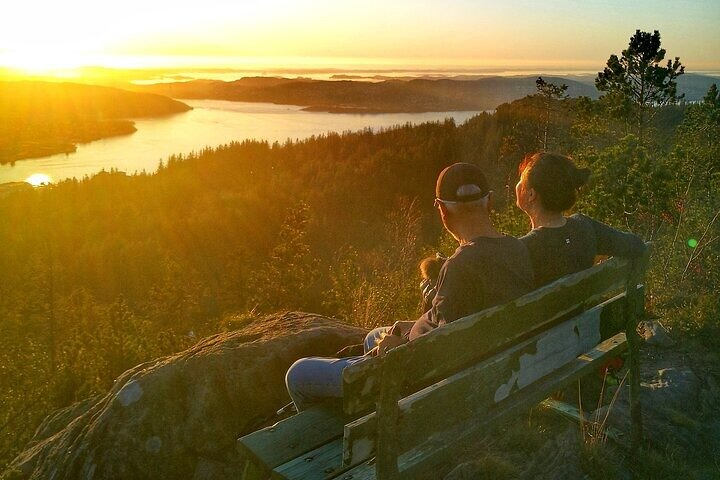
134, 73, 719, 113
0, 81, 191, 120
133, 76, 598, 113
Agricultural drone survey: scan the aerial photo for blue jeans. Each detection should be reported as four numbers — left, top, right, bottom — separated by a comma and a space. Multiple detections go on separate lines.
285, 327, 390, 411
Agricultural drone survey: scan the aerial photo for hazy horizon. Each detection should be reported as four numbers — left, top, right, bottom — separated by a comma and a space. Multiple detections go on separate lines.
2, 63, 719, 86
1, 1, 718, 78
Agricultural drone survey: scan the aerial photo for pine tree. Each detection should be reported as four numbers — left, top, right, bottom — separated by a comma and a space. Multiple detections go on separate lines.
596, 30, 684, 143
535, 77, 569, 151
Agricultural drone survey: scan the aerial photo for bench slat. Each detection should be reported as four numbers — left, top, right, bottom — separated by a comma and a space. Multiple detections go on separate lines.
340, 332, 627, 480
238, 404, 347, 476
540, 399, 625, 445
343, 257, 630, 415
272, 438, 345, 480
343, 292, 627, 466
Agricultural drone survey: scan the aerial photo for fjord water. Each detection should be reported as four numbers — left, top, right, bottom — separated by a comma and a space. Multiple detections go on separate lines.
0, 100, 481, 184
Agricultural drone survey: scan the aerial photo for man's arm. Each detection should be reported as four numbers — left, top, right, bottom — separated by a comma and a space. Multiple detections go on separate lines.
408, 256, 475, 340
430, 256, 474, 327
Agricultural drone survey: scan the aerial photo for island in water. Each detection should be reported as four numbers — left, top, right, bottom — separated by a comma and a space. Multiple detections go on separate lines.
0, 81, 191, 164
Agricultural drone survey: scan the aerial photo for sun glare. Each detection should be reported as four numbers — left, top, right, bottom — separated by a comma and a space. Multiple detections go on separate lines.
2, 49, 87, 75
26, 174, 52, 187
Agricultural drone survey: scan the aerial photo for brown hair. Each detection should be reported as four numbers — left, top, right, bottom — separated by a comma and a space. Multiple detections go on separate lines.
518, 152, 590, 212
419, 256, 444, 282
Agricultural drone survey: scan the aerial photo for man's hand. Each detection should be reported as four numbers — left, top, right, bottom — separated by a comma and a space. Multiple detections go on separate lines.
376, 334, 407, 357
391, 320, 415, 337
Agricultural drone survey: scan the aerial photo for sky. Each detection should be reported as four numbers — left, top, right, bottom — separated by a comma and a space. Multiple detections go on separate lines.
0, 0, 718, 73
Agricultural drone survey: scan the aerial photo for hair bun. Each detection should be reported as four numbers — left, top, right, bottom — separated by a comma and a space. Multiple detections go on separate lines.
520, 152, 591, 212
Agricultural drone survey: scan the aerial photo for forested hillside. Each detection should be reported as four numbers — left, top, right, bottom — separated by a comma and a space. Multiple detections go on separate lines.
132, 73, 720, 113
0, 81, 191, 164
133, 75, 597, 112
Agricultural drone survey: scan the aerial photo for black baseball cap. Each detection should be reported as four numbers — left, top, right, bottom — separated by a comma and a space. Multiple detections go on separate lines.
435, 163, 489, 202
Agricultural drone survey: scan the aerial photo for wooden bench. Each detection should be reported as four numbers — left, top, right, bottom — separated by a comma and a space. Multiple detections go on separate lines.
238, 253, 648, 480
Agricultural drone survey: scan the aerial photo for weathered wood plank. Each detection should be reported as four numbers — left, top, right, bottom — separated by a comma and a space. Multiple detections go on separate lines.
626, 257, 647, 450
343, 293, 627, 465
397, 332, 628, 480
342, 355, 383, 415
375, 355, 403, 479
343, 257, 630, 415
238, 404, 347, 473
340, 332, 627, 480
540, 399, 624, 445
271, 438, 344, 480
241, 456, 272, 480
343, 411, 375, 468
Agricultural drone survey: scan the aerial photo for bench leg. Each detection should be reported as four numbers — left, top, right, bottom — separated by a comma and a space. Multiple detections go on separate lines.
376, 359, 402, 479
626, 261, 644, 451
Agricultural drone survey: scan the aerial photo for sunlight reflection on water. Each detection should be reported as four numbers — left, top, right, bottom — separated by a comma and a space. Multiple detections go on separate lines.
1, 100, 482, 184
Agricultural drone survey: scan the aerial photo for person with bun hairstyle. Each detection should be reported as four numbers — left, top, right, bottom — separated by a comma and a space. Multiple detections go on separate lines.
515, 152, 647, 288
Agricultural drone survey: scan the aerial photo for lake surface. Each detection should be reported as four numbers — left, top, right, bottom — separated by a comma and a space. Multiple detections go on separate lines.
0, 100, 482, 184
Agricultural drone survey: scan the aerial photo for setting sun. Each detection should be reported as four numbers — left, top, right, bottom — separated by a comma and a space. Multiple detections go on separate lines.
4, 50, 87, 74
25, 173, 51, 186
1, 0, 718, 73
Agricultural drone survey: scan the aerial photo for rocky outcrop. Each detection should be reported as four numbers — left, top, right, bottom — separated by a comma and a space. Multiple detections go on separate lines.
593, 343, 720, 457
4, 312, 365, 480
443, 341, 720, 479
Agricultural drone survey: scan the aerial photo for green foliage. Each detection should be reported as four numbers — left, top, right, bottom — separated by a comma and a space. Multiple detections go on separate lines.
648, 84, 720, 305
581, 134, 674, 238
572, 95, 625, 154
535, 77, 569, 151
324, 199, 426, 328
491, 205, 529, 239
250, 201, 322, 313
675, 83, 720, 180
661, 294, 720, 347
495, 94, 574, 162
596, 30, 684, 142
628, 446, 695, 479
581, 443, 623, 480
0, 287, 192, 467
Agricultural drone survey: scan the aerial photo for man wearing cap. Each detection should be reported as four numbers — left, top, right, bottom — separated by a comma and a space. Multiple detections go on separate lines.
285, 163, 534, 411
402, 162, 534, 341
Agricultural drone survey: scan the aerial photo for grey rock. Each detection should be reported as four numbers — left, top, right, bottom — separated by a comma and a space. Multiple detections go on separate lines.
593, 354, 706, 453
5, 312, 365, 480
638, 320, 675, 348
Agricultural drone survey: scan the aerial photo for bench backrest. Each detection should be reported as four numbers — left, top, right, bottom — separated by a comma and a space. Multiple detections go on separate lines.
342, 289, 637, 468
342, 256, 634, 415
342, 253, 648, 478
